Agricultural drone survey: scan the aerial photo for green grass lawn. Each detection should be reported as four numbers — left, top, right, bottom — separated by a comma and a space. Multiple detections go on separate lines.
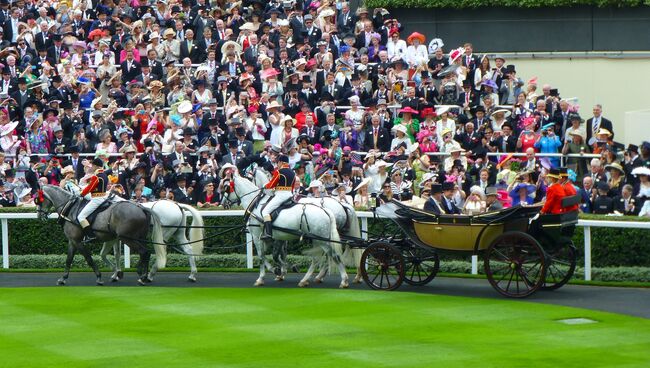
0, 288, 649, 368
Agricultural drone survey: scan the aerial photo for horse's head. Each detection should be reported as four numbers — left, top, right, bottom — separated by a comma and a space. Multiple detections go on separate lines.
220, 173, 261, 209
220, 175, 239, 209
34, 188, 53, 221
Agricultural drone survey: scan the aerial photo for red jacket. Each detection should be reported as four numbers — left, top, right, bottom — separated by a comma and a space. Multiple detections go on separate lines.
562, 182, 579, 212
541, 183, 565, 214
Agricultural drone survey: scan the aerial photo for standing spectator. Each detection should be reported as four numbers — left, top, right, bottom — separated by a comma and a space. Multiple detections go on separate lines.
586, 104, 614, 145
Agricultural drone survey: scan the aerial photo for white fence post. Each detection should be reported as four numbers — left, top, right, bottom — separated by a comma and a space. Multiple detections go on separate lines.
584, 226, 592, 281
246, 232, 253, 269
123, 243, 131, 269
361, 217, 368, 240
471, 255, 478, 275
2, 219, 8, 269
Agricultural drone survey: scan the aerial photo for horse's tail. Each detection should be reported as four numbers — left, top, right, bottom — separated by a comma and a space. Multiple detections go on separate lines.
145, 208, 167, 270
340, 203, 363, 268
177, 203, 204, 255
324, 208, 343, 273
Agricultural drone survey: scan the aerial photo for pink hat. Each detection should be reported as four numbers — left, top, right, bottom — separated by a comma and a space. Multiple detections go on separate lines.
528, 77, 538, 85
398, 106, 419, 115
147, 121, 157, 131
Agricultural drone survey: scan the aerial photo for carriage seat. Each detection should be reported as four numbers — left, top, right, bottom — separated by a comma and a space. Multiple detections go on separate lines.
561, 194, 581, 208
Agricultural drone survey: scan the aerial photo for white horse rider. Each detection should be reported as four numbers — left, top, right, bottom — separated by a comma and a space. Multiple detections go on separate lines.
261, 155, 296, 240
77, 158, 122, 241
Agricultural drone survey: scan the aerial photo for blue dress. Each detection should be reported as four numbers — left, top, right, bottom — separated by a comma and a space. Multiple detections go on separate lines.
534, 135, 562, 168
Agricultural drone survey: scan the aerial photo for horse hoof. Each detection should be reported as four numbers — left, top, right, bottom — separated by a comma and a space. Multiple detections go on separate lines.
254, 279, 264, 286
138, 278, 149, 286
339, 282, 349, 289
111, 276, 119, 282
116, 271, 124, 279
314, 278, 323, 284
188, 276, 197, 283
274, 276, 284, 282
96, 280, 104, 286
57, 279, 66, 286
353, 276, 363, 284
298, 280, 309, 287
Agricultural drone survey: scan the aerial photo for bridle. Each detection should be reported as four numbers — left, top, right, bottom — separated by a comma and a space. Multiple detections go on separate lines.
221, 176, 263, 209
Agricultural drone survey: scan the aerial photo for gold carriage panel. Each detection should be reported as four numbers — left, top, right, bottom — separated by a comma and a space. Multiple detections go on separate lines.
413, 220, 505, 251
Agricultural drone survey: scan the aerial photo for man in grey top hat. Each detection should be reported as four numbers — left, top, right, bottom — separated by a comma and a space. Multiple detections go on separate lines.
485, 186, 503, 212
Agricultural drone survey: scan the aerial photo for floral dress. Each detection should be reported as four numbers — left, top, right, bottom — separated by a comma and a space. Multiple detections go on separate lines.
27, 128, 48, 154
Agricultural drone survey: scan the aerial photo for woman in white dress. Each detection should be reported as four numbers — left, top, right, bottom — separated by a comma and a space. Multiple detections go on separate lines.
463, 186, 487, 215
191, 80, 213, 105
266, 101, 285, 147
636, 170, 650, 216
364, 156, 390, 194
391, 125, 412, 151
344, 96, 365, 125
435, 107, 456, 146
386, 29, 407, 60
404, 32, 428, 68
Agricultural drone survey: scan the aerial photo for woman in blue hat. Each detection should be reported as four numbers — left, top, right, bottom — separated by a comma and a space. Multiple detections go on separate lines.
509, 181, 536, 206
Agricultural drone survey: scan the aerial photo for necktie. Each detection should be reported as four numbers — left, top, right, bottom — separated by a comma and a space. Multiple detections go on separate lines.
593, 118, 600, 134
220, 30, 225, 39
373, 128, 378, 146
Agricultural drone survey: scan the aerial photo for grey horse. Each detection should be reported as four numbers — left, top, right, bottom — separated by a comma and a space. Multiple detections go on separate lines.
36, 185, 166, 285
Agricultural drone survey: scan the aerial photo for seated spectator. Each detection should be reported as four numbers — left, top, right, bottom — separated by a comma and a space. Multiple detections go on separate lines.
509, 182, 536, 206
613, 184, 637, 216
463, 186, 486, 215
592, 182, 614, 214
485, 186, 504, 212
334, 184, 353, 205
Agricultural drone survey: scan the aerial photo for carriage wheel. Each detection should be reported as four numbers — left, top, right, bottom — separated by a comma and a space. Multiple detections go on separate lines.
360, 242, 405, 291
402, 246, 440, 286
484, 232, 546, 298
541, 243, 577, 291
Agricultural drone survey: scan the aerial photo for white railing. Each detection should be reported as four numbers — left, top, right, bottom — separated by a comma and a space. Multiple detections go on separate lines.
0, 211, 646, 281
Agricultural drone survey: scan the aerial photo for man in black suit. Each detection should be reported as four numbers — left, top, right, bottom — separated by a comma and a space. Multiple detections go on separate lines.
120, 49, 141, 83
298, 75, 317, 110
135, 59, 159, 86
179, 29, 203, 63
221, 139, 243, 166
303, 15, 322, 45
592, 182, 614, 214
457, 80, 480, 113
364, 114, 391, 152
320, 72, 345, 105
234, 127, 253, 156
61, 146, 85, 179
145, 49, 164, 77
0, 68, 15, 95
318, 113, 341, 148
34, 21, 53, 51
454, 122, 482, 152
423, 183, 443, 214
166, 141, 191, 169
613, 184, 638, 216
16, 39, 36, 63
2, 7, 21, 43
242, 33, 261, 66
221, 52, 244, 78
355, 21, 374, 50
336, 3, 356, 34
623, 144, 643, 185
10, 78, 30, 110
195, 27, 215, 59
0, 0, 10, 24
440, 182, 461, 214
586, 104, 614, 144
47, 34, 65, 65
489, 123, 517, 153
300, 116, 318, 144
172, 175, 194, 204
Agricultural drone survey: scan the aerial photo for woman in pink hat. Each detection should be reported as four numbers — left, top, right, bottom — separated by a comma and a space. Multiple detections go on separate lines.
394, 106, 420, 144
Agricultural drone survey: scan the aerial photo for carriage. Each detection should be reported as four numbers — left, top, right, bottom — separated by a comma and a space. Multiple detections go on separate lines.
357, 200, 579, 298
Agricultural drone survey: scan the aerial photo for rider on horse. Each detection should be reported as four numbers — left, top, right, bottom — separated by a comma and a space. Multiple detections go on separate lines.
261, 155, 295, 240
77, 158, 112, 240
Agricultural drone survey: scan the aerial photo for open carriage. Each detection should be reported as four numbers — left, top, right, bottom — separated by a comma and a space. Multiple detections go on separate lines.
359, 200, 579, 298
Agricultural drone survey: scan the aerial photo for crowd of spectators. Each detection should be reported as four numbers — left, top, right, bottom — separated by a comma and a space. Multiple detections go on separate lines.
0, 0, 648, 216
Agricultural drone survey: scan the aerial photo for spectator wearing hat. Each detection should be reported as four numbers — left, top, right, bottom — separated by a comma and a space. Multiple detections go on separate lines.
463, 185, 486, 215
540, 168, 564, 214
605, 162, 625, 198
423, 183, 443, 214
49, 126, 70, 155
623, 144, 642, 185
485, 186, 503, 212
440, 181, 461, 214
172, 174, 194, 205
592, 181, 614, 214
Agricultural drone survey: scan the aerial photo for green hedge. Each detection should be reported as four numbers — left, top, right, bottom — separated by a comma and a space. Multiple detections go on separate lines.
365, 0, 650, 9
3, 208, 650, 267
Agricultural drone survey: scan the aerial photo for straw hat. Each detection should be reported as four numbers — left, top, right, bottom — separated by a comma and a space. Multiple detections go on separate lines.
239, 22, 259, 31
221, 40, 242, 56
491, 109, 512, 118
354, 177, 372, 191
219, 163, 237, 178
61, 165, 75, 175
0, 121, 19, 137
148, 31, 160, 39
148, 80, 164, 89
266, 100, 283, 110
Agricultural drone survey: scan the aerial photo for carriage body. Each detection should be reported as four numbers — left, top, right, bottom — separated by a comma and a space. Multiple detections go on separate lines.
360, 201, 578, 298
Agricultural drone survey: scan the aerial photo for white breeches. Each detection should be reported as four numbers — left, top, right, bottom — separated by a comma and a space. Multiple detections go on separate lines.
261, 191, 294, 221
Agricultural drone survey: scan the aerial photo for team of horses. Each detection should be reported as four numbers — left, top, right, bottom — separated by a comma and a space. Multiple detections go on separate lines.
36, 163, 363, 288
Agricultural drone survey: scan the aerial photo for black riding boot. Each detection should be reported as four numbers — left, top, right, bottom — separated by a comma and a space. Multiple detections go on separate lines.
82, 225, 96, 242
261, 221, 273, 240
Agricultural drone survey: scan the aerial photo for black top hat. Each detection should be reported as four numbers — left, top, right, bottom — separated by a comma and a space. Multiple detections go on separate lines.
441, 182, 454, 191
183, 127, 194, 136
228, 138, 239, 148
51, 33, 62, 41
235, 127, 246, 136
627, 144, 639, 153
16, 77, 27, 84
505, 64, 516, 74
430, 183, 442, 194
350, 73, 360, 81
462, 79, 471, 88
302, 75, 311, 83
92, 158, 103, 167
559, 167, 568, 177
69, 145, 79, 153
597, 181, 610, 191
277, 155, 289, 163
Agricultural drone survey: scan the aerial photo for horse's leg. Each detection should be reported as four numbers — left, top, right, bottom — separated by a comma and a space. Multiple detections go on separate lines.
352, 248, 364, 284
57, 241, 76, 286
114, 241, 123, 280
298, 256, 318, 287
326, 245, 349, 289
79, 243, 103, 286
181, 243, 198, 282
137, 246, 152, 285
314, 252, 329, 283
255, 239, 268, 286
276, 241, 288, 281
100, 240, 120, 282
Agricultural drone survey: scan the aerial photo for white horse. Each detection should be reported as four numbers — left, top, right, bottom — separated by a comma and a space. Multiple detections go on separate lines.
250, 168, 365, 283
223, 172, 349, 288
99, 200, 205, 282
